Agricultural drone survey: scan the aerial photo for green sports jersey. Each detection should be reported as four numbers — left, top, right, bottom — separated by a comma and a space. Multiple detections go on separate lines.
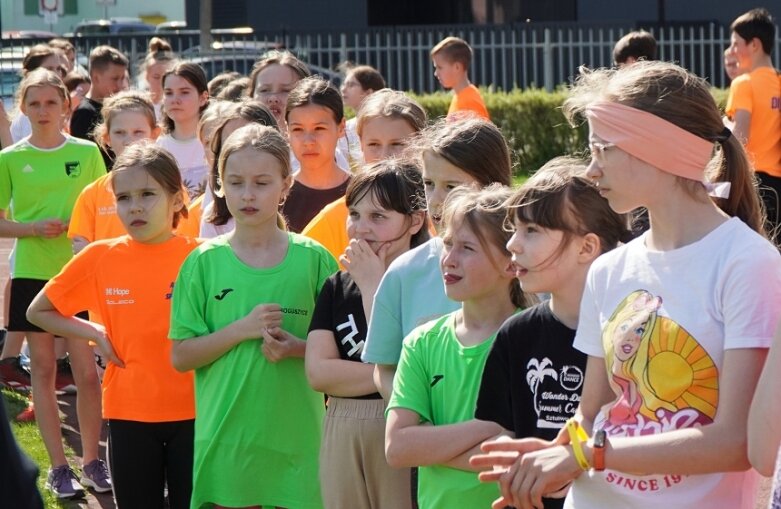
388, 312, 502, 509
0, 136, 106, 279
170, 233, 338, 509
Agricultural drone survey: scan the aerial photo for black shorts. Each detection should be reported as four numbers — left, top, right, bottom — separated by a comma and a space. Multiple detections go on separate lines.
8, 278, 47, 333
8, 278, 88, 333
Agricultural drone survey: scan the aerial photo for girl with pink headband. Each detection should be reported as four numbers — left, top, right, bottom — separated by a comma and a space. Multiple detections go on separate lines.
471, 60, 781, 509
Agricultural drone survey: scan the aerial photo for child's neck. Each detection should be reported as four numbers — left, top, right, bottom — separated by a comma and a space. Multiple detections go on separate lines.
646, 188, 728, 251
295, 162, 347, 190
172, 120, 198, 140
452, 76, 471, 93
29, 129, 66, 149
748, 53, 775, 71
85, 90, 104, 103
229, 221, 289, 268
456, 292, 516, 347
548, 276, 587, 330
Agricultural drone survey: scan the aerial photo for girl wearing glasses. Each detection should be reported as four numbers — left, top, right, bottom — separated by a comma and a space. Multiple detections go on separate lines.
472, 60, 781, 509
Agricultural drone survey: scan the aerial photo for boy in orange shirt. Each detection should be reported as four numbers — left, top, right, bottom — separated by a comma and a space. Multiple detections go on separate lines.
725, 8, 781, 242
430, 37, 489, 121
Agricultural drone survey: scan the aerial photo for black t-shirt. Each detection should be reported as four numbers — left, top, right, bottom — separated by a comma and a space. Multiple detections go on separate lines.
70, 97, 114, 168
476, 301, 585, 509
282, 177, 350, 233
308, 270, 381, 400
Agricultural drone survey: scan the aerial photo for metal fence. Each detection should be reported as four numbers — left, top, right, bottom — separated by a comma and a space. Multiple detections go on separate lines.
2, 21, 780, 101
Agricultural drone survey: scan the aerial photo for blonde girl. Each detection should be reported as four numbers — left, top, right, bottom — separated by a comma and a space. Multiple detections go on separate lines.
29, 142, 197, 509
0, 69, 107, 499
140, 37, 178, 119
170, 124, 338, 509
473, 61, 781, 509
69, 90, 161, 253
338, 64, 386, 164
385, 185, 533, 508
302, 89, 427, 261
158, 62, 209, 200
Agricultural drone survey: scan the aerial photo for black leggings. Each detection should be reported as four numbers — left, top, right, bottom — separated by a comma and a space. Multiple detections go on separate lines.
107, 419, 194, 509
757, 171, 781, 247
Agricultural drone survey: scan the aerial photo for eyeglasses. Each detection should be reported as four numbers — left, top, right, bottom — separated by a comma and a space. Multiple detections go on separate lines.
589, 141, 616, 167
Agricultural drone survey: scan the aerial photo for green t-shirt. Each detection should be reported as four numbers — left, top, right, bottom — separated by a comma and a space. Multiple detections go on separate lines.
0, 136, 106, 279
387, 312, 501, 509
169, 233, 337, 509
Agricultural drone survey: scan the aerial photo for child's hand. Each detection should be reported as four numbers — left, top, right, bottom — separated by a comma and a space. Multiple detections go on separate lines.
261, 328, 302, 362
31, 218, 67, 238
92, 324, 125, 368
239, 303, 283, 341
340, 239, 387, 294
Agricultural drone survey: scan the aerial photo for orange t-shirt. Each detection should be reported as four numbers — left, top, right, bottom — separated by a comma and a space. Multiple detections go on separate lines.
44, 235, 200, 422
69, 174, 197, 242
447, 84, 490, 121
68, 174, 125, 242
726, 67, 781, 176
301, 196, 349, 265
177, 193, 203, 239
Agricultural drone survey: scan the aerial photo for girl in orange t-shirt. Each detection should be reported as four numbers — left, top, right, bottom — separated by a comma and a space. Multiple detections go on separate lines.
29, 142, 199, 509
68, 90, 161, 254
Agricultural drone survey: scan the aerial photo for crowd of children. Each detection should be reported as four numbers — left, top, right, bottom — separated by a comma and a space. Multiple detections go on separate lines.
1, 7, 781, 509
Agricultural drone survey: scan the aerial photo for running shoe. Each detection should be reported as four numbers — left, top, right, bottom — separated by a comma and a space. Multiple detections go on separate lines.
55, 356, 77, 394
80, 459, 112, 493
46, 465, 85, 499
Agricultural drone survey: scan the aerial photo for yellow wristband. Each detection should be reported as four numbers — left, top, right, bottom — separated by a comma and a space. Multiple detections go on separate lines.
566, 418, 591, 471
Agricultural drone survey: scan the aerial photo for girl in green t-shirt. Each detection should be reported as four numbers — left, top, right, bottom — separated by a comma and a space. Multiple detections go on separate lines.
169, 123, 337, 509
385, 185, 535, 509
0, 68, 107, 500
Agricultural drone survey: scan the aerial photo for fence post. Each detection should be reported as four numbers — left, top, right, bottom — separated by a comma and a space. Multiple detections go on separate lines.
543, 28, 553, 91
340, 33, 348, 64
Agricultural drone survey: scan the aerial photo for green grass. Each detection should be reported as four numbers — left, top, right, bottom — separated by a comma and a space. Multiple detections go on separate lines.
3, 389, 72, 508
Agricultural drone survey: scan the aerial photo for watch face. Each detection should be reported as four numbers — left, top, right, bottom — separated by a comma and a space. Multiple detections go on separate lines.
594, 430, 606, 448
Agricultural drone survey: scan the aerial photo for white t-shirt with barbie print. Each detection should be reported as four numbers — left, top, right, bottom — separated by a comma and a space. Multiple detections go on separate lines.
156, 134, 207, 201
571, 217, 781, 509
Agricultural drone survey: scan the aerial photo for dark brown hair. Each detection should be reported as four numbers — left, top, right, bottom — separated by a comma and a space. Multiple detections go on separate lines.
346, 159, 430, 249
109, 141, 188, 228
613, 30, 657, 64
285, 75, 343, 123
347, 65, 386, 92
507, 157, 632, 266
22, 44, 65, 75
161, 62, 209, 134
731, 8, 775, 55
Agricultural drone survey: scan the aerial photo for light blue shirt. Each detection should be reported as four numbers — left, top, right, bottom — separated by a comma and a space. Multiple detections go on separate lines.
361, 237, 460, 365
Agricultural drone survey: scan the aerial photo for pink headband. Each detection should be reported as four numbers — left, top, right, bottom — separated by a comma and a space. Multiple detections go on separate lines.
585, 102, 714, 182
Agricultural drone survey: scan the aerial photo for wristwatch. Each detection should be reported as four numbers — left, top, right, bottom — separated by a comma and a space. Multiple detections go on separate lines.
592, 429, 607, 471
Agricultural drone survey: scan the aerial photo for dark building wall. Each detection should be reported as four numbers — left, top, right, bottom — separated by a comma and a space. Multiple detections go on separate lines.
186, 0, 368, 31
577, 0, 777, 25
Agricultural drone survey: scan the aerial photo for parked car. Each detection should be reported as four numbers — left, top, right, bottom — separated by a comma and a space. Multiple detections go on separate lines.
2, 30, 58, 39
73, 18, 155, 36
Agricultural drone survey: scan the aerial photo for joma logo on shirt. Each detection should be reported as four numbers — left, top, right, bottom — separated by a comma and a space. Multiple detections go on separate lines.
430, 374, 444, 387
214, 288, 233, 301
65, 161, 81, 178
